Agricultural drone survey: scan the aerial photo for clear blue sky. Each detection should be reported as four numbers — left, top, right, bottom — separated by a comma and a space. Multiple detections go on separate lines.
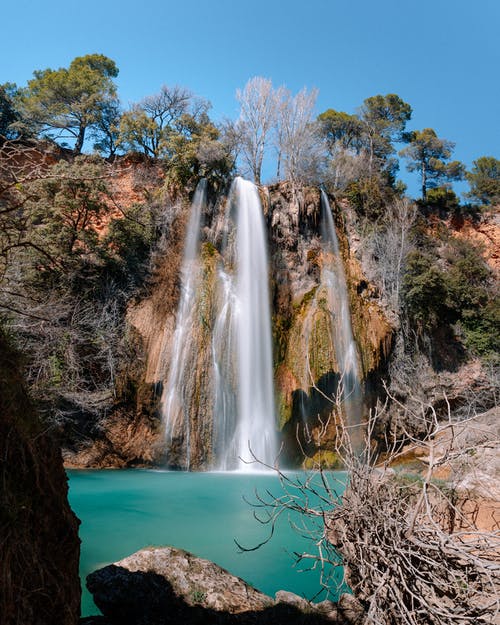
2, 0, 499, 196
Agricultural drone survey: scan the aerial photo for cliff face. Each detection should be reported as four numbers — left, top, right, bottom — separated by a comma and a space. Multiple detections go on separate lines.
121, 182, 393, 468
0, 333, 81, 625
66, 175, 500, 470
450, 210, 500, 272
266, 183, 393, 465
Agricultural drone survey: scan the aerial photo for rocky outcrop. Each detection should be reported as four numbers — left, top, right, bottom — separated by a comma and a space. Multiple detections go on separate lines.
85, 546, 356, 624
0, 332, 81, 625
83, 181, 394, 469
397, 406, 500, 532
450, 209, 500, 272
267, 183, 393, 465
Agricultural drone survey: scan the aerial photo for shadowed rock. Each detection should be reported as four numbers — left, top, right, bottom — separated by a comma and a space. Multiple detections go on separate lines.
85, 546, 349, 624
0, 332, 81, 625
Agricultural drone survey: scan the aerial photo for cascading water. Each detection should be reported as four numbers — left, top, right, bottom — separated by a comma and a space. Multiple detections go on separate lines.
212, 178, 278, 470
319, 190, 362, 428
161, 180, 207, 469
160, 180, 358, 469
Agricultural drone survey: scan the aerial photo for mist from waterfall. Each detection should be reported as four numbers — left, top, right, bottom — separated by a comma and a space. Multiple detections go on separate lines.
161, 180, 207, 469
212, 178, 278, 470
320, 190, 362, 428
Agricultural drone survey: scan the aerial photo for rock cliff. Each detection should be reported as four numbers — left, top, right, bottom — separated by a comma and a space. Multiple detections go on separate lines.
61, 170, 498, 470
265, 183, 393, 465
122, 181, 394, 469
0, 332, 81, 625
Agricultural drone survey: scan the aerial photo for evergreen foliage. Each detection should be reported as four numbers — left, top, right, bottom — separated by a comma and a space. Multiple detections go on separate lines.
423, 186, 460, 214
317, 109, 364, 154
0, 83, 21, 139
402, 236, 497, 359
465, 156, 500, 206
399, 128, 464, 200
18, 54, 119, 154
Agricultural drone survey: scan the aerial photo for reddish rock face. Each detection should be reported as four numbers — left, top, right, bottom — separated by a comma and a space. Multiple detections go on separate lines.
0, 333, 81, 625
449, 210, 500, 272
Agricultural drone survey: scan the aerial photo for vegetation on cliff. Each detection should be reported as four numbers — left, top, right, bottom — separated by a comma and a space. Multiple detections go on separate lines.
1, 55, 498, 458
0, 53, 499, 625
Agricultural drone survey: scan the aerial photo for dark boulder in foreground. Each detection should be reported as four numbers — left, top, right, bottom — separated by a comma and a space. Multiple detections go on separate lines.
85, 546, 360, 624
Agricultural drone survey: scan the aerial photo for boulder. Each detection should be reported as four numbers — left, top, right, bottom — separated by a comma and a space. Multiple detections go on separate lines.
86, 546, 347, 624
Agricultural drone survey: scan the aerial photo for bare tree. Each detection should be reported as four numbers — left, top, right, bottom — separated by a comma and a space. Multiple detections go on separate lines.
324, 148, 371, 191
239, 385, 499, 625
236, 77, 278, 184
366, 197, 417, 312
274, 86, 321, 184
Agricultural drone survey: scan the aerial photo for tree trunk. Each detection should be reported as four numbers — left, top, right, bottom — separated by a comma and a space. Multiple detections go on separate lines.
422, 161, 427, 201
368, 134, 374, 175
254, 155, 262, 185
74, 125, 86, 155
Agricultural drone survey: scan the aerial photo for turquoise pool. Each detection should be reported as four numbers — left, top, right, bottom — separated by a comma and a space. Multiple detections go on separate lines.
67, 469, 346, 616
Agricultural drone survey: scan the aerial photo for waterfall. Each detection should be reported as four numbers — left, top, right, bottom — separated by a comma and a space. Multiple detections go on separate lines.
319, 190, 362, 429
160, 181, 357, 469
161, 180, 207, 469
212, 178, 278, 470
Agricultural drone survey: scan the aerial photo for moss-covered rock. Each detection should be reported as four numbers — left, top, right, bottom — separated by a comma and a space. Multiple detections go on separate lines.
268, 184, 394, 467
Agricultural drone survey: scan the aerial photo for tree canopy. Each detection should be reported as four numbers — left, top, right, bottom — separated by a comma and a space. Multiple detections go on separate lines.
399, 128, 464, 200
4, 56, 498, 206
359, 93, 412, 167
119, 85, 196, 159
317, 109, 364, 155
18, 54, 119, 154
0, 83, 20, 140
466, 156, 500, 206
236, 77, 278, 184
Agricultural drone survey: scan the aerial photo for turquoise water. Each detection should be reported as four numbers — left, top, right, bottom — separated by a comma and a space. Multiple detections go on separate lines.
67, 469, 347, 617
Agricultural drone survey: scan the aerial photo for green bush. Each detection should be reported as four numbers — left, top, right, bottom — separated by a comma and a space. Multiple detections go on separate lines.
402, 238, 497, 358
402, 252, 451, 330
345, 176, 392, 220
424, 186, 460, 214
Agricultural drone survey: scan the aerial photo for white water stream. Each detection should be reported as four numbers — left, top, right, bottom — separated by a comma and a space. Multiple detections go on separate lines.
161, 182, 358, 469
320, 190, 362, 428
161, 180, 207, 469
212, 178, 278, 470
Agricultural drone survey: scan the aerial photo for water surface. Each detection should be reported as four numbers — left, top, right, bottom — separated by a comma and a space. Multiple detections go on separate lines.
68, 469, 346, 616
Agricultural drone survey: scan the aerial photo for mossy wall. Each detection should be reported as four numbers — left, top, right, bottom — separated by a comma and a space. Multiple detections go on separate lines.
268, 183, 394, 467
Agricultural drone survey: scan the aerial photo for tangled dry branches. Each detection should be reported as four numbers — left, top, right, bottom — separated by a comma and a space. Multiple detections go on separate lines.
241, 392, 500, 624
